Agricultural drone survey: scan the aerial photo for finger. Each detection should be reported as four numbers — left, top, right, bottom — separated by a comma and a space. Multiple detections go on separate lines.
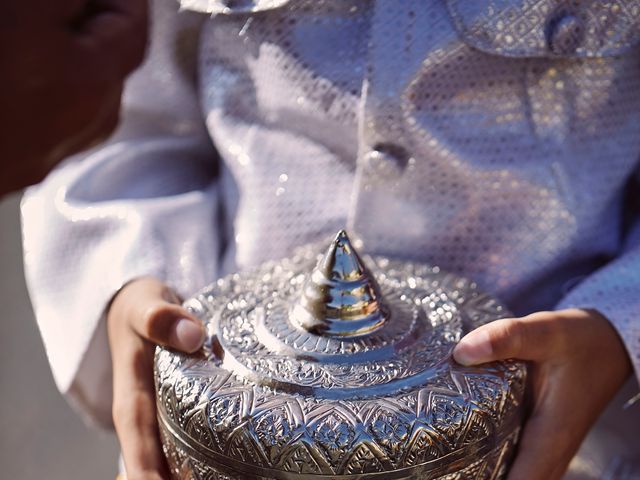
111, 335, 169, 479
135, 302, 205, 353
506, 383, 587, 480
107, 278, 193, 479
124, 280, 206, 353
453, 313, 564, 366
507, 416, 576, 480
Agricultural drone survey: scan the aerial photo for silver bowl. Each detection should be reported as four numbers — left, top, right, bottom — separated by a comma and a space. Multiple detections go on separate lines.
155, 231, 527, 479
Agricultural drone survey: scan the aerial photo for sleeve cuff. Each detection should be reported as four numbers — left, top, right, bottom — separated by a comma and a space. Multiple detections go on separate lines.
555, 259, 640, 386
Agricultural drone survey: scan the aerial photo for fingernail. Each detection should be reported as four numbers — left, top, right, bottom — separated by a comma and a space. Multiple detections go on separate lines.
174, 318, 206, 353
453, 329, 493, 366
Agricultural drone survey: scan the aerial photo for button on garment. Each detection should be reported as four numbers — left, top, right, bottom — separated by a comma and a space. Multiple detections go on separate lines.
362, 144, 411, 179
547, 14, 584, 55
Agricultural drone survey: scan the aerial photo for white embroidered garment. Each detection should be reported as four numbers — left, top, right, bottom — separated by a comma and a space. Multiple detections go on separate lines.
21, 0, 640, 475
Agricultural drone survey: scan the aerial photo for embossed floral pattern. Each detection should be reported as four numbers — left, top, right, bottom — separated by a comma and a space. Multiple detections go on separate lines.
155, 244, 527, 478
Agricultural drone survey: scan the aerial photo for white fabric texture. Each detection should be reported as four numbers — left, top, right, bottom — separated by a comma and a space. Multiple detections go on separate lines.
21, 0, 640, 472
21, 2, 220, 427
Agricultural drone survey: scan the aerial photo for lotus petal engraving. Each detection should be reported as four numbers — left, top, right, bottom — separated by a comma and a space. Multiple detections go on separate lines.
403, 427, 442, 466
344, 443, 389, 474
279, 443, 327, 474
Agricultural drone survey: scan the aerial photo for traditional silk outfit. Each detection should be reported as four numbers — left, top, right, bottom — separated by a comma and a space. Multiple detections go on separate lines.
21, 0, 640, 477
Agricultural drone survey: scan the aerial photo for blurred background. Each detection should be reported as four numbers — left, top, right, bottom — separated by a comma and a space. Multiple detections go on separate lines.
0, 193, 119, 479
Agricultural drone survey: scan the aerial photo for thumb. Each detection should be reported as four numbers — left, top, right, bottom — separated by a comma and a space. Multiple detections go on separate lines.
453, 313, 561, 366
112, 277, 206, 353
136, 301, 205, 354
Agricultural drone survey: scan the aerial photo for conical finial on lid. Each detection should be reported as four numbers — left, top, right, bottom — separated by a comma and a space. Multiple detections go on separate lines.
290, 230, 388, 337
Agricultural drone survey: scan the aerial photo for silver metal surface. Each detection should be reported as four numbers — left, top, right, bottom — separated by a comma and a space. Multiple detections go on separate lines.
155, 231, 527, 479
290, 230, 388, 337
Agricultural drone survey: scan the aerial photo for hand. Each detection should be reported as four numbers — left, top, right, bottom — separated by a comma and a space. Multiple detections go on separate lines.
0, 0, 148, 195
453, 309, 632, 480
107, 277, 206, 480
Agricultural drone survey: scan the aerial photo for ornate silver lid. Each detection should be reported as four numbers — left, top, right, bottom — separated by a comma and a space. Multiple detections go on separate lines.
155, 231, 527, 479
